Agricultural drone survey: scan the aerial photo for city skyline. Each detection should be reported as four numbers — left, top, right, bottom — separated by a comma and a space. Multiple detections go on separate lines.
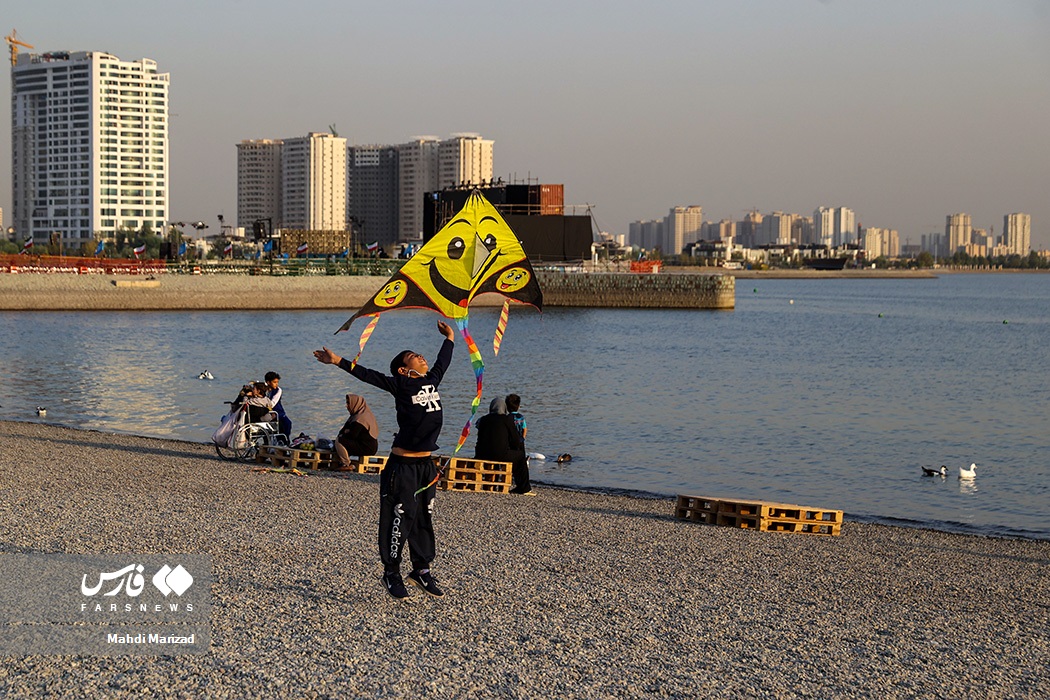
2, 2, 1048, 248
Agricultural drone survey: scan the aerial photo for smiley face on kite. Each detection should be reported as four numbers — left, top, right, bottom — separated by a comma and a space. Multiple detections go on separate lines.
374, 279, 408, 308
496, 267, 531, 293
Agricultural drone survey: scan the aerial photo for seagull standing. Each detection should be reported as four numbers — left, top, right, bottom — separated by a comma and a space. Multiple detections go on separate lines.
959, 463, 977, 479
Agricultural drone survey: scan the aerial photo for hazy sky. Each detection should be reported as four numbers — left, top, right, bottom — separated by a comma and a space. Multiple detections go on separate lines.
3, 1, 1049, 248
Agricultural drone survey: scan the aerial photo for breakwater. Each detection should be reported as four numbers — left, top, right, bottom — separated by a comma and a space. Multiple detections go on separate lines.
0, 270, 735, 310
537, 271, 734, 309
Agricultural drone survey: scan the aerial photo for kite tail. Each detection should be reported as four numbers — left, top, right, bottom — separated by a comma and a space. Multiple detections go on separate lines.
350, 314, 380, 369
493, 300, 510, 356
454, 316, 484, 454
413, 455, 450, 497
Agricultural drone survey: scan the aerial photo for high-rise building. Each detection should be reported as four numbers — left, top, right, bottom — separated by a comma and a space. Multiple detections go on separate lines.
757, 211, 793, 246
281, 132, 347, 230
860, 227, 900, 259
396, 134, 493, 242
813, 206, 856, 247
736, 210, 763, 249
629, 219, 665, 250
12, 50, 169, 250
236, 139, 282, 231
397, 137, 440, 241
437, 133, 493, 189
1003, 213, 1031, 255
347, 145, 399, 250
664, 206, 703, 254
946, 213, 971, 253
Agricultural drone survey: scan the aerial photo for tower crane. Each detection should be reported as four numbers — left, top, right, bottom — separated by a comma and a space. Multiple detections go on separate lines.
5, 29, 33, 67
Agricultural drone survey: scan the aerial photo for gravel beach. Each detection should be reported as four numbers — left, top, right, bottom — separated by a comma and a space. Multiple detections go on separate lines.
1, 421, 1048, 698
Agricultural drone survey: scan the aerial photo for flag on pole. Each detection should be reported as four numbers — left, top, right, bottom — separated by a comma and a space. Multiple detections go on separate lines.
223, 242, 233, 257
21, 237, 33, 254
133, 244, 146, 259
296, 242, 309, 256
366, 241, 379, 253
94, 240, 105, 256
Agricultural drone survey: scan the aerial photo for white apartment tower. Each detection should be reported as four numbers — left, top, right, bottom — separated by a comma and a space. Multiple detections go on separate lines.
281, 132, 347, 230
236, 139, 282, 230
11, 50, 169, 249
1003, 213, 1031, 255
664, 206, 703, 255
946, 213, 972, 253
437, 133, 494, 189
814, 206, 856, 247
397, 133, 494, 241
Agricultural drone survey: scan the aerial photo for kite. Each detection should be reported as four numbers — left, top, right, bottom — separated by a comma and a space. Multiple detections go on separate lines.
337, 189, 543, 454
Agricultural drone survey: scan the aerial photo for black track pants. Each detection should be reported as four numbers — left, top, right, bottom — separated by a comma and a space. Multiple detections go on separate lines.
378, 455, 437, 573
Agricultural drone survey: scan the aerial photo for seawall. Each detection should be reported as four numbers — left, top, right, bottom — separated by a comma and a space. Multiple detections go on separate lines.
0, 271, 735, 311
537, 271, 734, 309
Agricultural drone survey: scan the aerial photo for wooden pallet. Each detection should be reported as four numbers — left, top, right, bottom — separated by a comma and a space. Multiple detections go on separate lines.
332, 455, 388, 474
256, 445, 333, 471
438, 457, 512, 494
675, 494, 843, 536
674, 495, 719, 524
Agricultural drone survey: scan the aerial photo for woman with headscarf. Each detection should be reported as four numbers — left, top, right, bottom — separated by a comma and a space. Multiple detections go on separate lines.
474, 397, 532, 495
335, 393, 379, 469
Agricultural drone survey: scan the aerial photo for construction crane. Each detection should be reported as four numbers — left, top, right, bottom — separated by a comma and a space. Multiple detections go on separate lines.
5, 29, 33, 67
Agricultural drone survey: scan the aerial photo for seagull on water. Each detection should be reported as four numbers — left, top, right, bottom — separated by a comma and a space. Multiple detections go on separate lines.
959, 463, 977, 479
198, 370, 214, 380
921, 465, 947, 477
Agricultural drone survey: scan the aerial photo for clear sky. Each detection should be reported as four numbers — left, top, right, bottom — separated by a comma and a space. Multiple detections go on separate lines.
3, 0, 1049, 248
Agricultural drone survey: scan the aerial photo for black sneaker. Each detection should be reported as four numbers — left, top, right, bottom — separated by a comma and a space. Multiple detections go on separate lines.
382, 572, 409, 600
408, 569, 444, 597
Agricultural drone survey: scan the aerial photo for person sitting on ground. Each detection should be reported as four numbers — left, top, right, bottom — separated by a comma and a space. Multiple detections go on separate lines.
475, 397, 532, 495
264, 371, 292, 438
234, 382, 276, 423
335, 393, 379, 469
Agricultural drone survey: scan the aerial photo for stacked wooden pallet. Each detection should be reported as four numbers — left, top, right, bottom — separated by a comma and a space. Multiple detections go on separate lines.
438, 457, 513, 494
675, 495, 843, 536
255, 445, 333, 471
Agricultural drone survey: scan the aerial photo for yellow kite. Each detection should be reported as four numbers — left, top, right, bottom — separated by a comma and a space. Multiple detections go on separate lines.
336, 189, 543, 453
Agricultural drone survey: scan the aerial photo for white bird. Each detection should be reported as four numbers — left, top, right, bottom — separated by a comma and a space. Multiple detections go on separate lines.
527, 452, 546, 461
921, 465, 947, 477
36, 406, 47, 417
198, 370, 214, 380
959, 463, 977, 479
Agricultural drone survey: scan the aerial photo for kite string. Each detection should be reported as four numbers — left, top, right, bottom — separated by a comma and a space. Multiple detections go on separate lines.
454, 316, 484, 454
493, 300, 510, 356
350, 314, 380, 370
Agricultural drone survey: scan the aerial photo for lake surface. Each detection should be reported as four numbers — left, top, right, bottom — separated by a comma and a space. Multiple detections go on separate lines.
1, 273, 1047, 539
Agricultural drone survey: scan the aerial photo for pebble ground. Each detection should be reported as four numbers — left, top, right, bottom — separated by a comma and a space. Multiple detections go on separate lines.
1, 421, 1048, 698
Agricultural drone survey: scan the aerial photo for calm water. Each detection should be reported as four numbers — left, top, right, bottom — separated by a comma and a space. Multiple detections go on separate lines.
1, 273, 1047, 539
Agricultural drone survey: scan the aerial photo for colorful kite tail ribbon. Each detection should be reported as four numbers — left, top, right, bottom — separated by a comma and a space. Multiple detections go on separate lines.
413, 456, 450, 496
350, 314, 380, 369
493, 300, 510, 356
454, 317, 484, 454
